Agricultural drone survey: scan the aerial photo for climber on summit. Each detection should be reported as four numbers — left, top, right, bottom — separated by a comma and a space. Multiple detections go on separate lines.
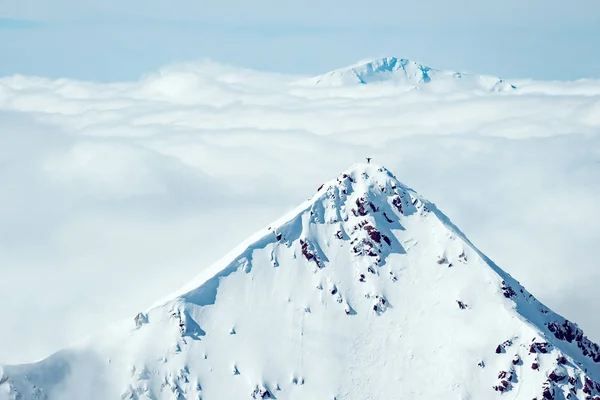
366, 157, 372, 164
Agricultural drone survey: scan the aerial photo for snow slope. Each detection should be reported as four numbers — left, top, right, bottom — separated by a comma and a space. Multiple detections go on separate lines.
297, 57, 517, 92
1, 163, 599, 400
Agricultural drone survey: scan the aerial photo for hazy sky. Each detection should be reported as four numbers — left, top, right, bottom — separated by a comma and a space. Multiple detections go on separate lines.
1, 0, 600, 80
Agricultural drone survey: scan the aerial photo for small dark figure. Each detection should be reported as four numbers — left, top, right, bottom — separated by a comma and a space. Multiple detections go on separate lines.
366, 157, 372, 163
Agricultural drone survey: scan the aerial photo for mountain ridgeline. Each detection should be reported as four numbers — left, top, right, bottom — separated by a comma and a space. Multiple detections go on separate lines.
296, 57, 517, 92
1, 164, 598, 400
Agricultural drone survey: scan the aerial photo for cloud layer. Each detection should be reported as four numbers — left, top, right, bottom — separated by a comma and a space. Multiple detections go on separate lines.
0, 60, 599, 363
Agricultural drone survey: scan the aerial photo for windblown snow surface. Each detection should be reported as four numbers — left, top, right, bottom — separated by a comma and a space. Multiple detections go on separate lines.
297, 57, 516, 92
1, 164, 598, 400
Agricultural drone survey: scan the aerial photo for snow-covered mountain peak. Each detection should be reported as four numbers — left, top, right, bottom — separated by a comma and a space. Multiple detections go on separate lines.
297, 57, 434, 87
164, 162, 414, 305
313, 162, 407, 202
347, 57, 434, 83
296, 57, 517, 92
2, 164, 599, 400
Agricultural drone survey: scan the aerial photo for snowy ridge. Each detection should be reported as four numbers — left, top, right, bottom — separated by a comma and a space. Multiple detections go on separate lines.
1, 164, 599, 400
297, 57, 517, 92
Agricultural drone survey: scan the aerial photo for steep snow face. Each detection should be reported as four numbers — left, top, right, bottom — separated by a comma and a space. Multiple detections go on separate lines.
298, 57, 517, 92
1, 164, 599, 400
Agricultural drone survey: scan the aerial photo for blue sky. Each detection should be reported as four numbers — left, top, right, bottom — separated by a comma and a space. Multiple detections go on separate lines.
1, 1, 600, 81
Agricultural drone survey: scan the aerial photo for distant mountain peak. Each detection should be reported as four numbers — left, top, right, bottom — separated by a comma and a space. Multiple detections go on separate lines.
1, 163, 598, 400
297, 57, 517, 92
348, 57, 434, 83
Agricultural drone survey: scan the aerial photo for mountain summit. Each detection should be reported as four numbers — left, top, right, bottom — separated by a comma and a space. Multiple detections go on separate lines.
298, 57, 517, 92
1, 164, 598, 399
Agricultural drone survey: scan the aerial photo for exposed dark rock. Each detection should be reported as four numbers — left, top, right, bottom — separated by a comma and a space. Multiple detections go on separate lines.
549, 370, 566, 383
369, 202, 378, 213
353, 197, 369, 216
584, 382, 592, 394
495, 340, 512, 354
251, 385, 273, 399
501, 280, 517, 299
547, 320, 600, 363
547, 320, 578, 342
382, 234, 391, 246
300, 239, 324, 269
341, 173, 354, 182
530, 342, 551, 354
542, 380, 555, 399
383, 212, 394, 223
366, 228, 381, 243
392, 196, 404, 215
493, 378, 512, 393
557, 356, 567, 365
583, 377, 596, 394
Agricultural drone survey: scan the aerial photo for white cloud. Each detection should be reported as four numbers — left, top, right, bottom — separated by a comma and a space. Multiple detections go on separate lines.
0, 60, 599, 364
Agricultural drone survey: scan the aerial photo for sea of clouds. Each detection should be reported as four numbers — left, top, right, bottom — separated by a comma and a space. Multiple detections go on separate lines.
1, 60, 599, 363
